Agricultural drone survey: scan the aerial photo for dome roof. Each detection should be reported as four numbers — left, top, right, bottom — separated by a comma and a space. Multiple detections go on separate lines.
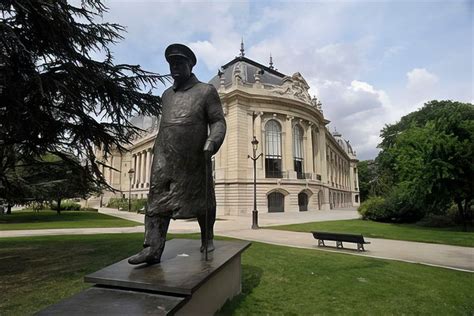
208, 56, 286, 89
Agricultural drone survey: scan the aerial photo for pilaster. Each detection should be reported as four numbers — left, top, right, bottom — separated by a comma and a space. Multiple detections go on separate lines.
284, 115, 296, 179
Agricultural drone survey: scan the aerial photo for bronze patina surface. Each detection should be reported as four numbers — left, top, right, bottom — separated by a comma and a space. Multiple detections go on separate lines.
128, 43, 226, 265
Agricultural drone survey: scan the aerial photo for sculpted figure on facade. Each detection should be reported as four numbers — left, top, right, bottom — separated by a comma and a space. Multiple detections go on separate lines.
270, 72, 312, 104
128, 44, 227, 265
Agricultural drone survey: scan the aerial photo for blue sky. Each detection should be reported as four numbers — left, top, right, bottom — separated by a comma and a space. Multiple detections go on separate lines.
97, 0, 473, 160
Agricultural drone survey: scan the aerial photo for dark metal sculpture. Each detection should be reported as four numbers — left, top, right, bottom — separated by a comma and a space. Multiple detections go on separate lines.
128, 44, 226, 265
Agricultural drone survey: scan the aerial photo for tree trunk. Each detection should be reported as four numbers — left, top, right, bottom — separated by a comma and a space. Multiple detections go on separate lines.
57, 198, 61, 215
6, 203, 12, 214
456, 200, 467, 232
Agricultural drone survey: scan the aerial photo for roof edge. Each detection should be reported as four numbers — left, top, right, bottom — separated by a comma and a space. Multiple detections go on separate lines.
220, 56, 286, 78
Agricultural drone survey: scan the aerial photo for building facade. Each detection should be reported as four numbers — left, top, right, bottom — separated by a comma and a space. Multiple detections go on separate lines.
95, 51, 360, 215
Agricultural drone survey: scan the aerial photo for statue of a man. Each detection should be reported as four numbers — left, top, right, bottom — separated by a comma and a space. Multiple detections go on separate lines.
128, 44, 226, 265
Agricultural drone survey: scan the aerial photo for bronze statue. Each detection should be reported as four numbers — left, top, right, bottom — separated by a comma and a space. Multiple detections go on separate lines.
128, 44, 226, 265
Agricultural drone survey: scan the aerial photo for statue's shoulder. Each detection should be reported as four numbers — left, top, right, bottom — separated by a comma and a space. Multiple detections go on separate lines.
162, 86, 174, 97
199, 82, 219, 95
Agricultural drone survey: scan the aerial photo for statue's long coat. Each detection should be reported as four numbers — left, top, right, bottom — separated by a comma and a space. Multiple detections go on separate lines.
147, 74, 226, 219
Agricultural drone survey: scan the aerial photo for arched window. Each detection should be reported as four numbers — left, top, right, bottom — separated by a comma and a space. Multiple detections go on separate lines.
298, 192, 308, 212
293, 124, 304, 179
268, 192, 284, 212
265, 120, 282, 178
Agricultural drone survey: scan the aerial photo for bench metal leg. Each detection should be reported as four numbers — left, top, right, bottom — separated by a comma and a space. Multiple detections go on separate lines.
318, 239, 325, 247
357, 243, 365, 251
336, 241, 343, 249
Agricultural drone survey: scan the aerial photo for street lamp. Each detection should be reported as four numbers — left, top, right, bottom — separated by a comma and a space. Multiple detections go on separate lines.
248, 136, 263, 229
128, 168, 135, 212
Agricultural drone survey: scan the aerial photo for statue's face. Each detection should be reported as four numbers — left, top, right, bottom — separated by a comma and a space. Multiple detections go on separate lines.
169, 56, 192, 82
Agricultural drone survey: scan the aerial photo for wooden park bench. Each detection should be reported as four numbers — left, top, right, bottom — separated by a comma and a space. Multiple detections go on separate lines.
311, 231, 371, 251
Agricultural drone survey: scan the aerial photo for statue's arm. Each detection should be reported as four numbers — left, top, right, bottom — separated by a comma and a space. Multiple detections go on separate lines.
203, 85, 226, 155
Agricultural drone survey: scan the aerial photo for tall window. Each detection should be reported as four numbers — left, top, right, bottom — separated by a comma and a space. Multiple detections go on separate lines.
265, 120, 282, 178
293, 124, 304, 179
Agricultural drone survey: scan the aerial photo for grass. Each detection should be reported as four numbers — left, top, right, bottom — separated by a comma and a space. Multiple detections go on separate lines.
0, 234, 472, 315
268, 219, 474, 247
0, 210, 140, 230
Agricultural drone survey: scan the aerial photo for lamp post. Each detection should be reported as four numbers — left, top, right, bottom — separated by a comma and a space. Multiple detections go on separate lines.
128, 168, 135, 212
248, 136, 263, 229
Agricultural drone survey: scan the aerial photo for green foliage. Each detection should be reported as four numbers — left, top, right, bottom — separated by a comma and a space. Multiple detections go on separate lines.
107, 198, 147, 212
374, 100, 474, 225
81, 207, 98, 212
357, 160, 373, 202
417, 214, 455, 228
50, 200, 81, 211
0, 0, 166, 196
358, 196, 389, 221
0, 153, 100, 210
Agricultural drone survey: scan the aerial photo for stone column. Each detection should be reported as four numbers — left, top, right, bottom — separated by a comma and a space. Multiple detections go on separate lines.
319, 129, 330, 210
132, 154, 137, 188
146, 148, 152, 186
142, 150, 147, 187
137, 153, 142, 187
305, 123, 314, 176
254, 112, 264, 178
313, 128, 320, 177
109, 156, 114, 185
284, 115, 295, 178
320, 130, 328, 184
140, 151, 146, 188
102, 163, 109, 185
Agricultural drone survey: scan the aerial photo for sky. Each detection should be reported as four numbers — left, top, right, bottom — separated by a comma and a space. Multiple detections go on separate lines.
93, 0, 472, 160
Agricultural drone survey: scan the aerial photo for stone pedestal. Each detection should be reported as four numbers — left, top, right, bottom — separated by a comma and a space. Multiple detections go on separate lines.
37, 239, 251, 316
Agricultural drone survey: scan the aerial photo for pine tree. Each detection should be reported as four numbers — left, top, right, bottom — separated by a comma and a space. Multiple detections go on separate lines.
0, 0, 166, 197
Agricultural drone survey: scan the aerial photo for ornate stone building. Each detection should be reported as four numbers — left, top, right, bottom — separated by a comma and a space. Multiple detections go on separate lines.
95, 47, 360, 214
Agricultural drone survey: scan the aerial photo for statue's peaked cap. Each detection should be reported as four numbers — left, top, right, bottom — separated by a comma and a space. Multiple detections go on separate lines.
165, 43, 197, 66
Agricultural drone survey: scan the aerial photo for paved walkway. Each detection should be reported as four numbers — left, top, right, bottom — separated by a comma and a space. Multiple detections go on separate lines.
1, 207, 472, 272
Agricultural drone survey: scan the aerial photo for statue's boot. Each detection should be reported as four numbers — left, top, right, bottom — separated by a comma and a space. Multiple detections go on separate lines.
198, 211, 215, 253
128, 215, 170, 265
127, 245, 163, 265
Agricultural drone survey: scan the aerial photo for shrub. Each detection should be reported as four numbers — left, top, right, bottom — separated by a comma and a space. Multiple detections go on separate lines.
81, 207, 98, 212
50, 200, 81, 211
416, 214, 455, 227
131, 199, 147, 213
107, 198, 147, 212
358, 196, 389, 221
29, 201, 46, 212
382, 185, 424, 223
107, 198, 128, 210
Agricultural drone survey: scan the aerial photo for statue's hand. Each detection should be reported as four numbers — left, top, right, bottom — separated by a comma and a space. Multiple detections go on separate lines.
203, 140, 216, 154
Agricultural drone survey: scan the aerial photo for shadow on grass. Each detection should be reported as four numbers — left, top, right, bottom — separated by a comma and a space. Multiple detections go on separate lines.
217, 264, 264, 315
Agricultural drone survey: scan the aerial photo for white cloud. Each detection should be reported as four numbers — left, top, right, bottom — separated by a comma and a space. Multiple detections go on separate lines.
86, 1, 470, 160
406, 68, 439, 90
310, 79, 391, 159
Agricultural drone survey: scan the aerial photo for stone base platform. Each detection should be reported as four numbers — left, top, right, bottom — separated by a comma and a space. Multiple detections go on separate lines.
37, 239, 251, 315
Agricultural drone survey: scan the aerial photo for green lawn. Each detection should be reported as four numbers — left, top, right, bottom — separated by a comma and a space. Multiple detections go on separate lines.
0, 210, 140, 230
0, 234, 472, 315
268, 219, 474, 247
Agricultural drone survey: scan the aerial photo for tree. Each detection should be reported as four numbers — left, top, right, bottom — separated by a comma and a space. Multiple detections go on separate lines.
1, 153, 100, 214
0, 0, 166, 198
357, 160, 374, 202
377, 100, 474, 227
